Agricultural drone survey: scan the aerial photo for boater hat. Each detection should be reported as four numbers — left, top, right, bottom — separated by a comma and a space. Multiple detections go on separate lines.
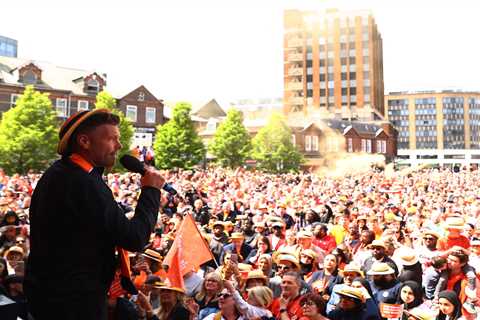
57, 108, 113, 155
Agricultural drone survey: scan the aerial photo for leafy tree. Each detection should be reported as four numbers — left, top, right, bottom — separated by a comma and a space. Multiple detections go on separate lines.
252, 113, 304, 173
95, 91, 134, 171
209, 108, 251, 168
153, 102, 205, 169
0, 86, 58, 174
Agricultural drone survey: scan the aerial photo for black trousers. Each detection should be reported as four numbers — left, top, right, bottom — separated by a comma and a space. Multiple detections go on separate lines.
28, 292, 107, 320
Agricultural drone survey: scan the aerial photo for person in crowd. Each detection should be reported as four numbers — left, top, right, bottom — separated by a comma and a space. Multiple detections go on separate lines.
220, 232, 252, 264
362, 240, 399, 276
327, 286, 381, 320
352, 230, 376, 267
299, 293, 329, 320
367, 262, 401, 304
208, 221, 228, 266
246, 236, 273, 267
269, 221, 286, 251
310, 254, 342, 302
202, 288, 246, 320
417, 229, 442, 268
395, 247, 423, 284
224, 279, 273, 319
396, 281, 429, 319
270, 271, 305, 320
436, 290, 464, 320
136, 283, 191, 320
194, 272, 223, 320
313, 224, 337, 254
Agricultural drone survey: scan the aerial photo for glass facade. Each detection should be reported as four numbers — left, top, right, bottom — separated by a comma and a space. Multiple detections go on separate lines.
468, 97, 480, 149
415, 98, 437, 149
442, 97, 465, 149
0, 35, 18, 57
387, 99, 409, 149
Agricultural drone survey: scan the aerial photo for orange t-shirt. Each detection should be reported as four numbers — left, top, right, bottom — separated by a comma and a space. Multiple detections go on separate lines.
270, 295, 303, 320
437, 235, 470, 251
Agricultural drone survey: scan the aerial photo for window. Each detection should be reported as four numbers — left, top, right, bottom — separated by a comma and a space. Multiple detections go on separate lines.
86, 79, 100, 92
305, 135, 312, 151
366, 139, 372, 153
126, 105, 137, 122
138, 92, 145, 101
56, 98, 68, 117
23, 70, 37, 84
10, 94, 20, 107
347, 138, 353, 152
206, 119, 216, 131
77, 100, 89, 111
312, 135, 319, 151
361, 139, 367, 152
146, 107, 156, 123
376, 140, 386, 153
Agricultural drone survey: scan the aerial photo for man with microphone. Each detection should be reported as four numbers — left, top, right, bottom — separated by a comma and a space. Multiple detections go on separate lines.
25, 109, 165, 320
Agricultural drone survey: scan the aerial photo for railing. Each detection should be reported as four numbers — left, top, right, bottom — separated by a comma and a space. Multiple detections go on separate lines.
286, 82, 303, 91
288, 68, 303, 76
287, 53, 303, 62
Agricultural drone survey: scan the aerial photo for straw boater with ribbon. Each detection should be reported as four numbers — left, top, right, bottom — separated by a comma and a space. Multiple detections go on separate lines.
24, 109, 165, 320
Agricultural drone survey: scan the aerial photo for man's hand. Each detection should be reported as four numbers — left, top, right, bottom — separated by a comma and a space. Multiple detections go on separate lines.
141, 168, 165, 191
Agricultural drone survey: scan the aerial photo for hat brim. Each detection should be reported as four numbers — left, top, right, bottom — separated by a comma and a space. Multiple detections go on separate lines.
399, 257, 419, 266
366, 269, 394, 276
337, 291, 365, 303
141, 253, 163, 263
158, 286, 185, 294
57, 108, 112, 155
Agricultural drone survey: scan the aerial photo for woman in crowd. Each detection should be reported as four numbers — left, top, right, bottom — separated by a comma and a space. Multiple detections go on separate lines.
327, 286, 381, 320
246, 236, 273, 267
203, 288, 246, 320
224, 279, 273, 319
310, 254, 342, 302
194, 272, 223, 320
299, 293, 329, 320
257, 254, 274, 278
436, 290, 464, 320
396, 281, 428, 319
137, 284, 191, 320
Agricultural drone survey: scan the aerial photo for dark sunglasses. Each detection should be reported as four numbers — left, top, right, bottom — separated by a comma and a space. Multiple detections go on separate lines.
423, 237, 435, 240
217, 293, 232, 299
16, 240, 25, 243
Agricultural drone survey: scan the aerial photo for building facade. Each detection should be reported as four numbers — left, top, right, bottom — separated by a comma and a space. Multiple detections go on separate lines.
283, 9, 384, 121
0, 57, 166, 148
385, 91, 480, 166
0, 35, 17, 58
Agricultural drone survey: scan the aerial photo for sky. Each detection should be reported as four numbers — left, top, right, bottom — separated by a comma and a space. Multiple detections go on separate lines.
1, 0, 479, 105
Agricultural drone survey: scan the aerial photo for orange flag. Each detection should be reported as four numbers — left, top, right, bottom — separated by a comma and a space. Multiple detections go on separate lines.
166, 244, 185, 289
163, 213, 214, 276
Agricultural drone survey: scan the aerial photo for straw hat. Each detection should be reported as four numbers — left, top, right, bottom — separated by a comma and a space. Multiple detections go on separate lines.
342, 263, 364, 277
247, 269, 267, 281
395, 247, 419, 266
421, 229, 441, 239
366, 262, 395, 276
367, 239, 387, 250
405, 308, 433, 320
212, 221, 225, 228
141, 249, 163, 263
275, 254, 301, 270
271, 221, 285, 228
57, 108, 113, 155
297, 231, 313, 239
158, 284, 185, 294
230, 232, 244, 240
335, 286, 366, 303
300, 249, 317, 260
445, 216, 465, 230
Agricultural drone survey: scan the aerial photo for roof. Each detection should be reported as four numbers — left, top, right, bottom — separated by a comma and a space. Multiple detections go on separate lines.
192, 99, 226, 118
0, 56, 106, 96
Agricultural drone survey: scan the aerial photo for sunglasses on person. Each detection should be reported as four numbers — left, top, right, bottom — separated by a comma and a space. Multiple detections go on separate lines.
217, 293, 232, 299
16, 240, 25, 244
301, 301, 316, 307
423, 237, 435, 240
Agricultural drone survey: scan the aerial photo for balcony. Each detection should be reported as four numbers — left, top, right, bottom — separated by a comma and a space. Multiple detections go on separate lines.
288, 67, 303, 76
287, 53, 303, 62
286, 82, 303, 91
287, 38, 302, 48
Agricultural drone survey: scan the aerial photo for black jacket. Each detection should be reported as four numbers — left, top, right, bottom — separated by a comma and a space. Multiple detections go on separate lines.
25, 157, 160, 305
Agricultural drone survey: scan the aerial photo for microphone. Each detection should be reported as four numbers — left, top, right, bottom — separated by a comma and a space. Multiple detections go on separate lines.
119, 154, 177, 195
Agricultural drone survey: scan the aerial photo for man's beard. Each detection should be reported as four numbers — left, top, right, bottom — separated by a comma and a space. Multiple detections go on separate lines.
373, 278, 391, 288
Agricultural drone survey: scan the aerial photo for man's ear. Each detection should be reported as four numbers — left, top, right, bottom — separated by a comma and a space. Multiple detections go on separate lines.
77, 133, 91, 150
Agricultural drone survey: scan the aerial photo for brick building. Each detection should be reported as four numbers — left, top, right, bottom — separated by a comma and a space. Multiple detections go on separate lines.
0, 57, 166, 147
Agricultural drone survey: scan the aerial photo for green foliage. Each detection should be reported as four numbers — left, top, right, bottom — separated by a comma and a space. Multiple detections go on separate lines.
209, 108, 251, 168
252, 113, 304, 173
0, 86, 59, 174
153, 102, 206, 169
95, 91, 134, 171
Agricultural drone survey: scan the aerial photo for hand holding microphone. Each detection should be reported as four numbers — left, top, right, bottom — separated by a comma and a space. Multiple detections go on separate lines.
120, 155, 177, 193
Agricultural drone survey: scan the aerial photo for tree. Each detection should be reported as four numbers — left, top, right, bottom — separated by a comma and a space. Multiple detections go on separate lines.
252, 113, 304, 173
0, 86, 58, 174
153, 102, 205, 169
95, 91, 134, 171
209, 108, 251, 168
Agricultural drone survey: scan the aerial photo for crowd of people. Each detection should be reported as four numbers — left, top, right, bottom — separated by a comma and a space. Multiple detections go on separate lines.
0, 164, 479, 320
